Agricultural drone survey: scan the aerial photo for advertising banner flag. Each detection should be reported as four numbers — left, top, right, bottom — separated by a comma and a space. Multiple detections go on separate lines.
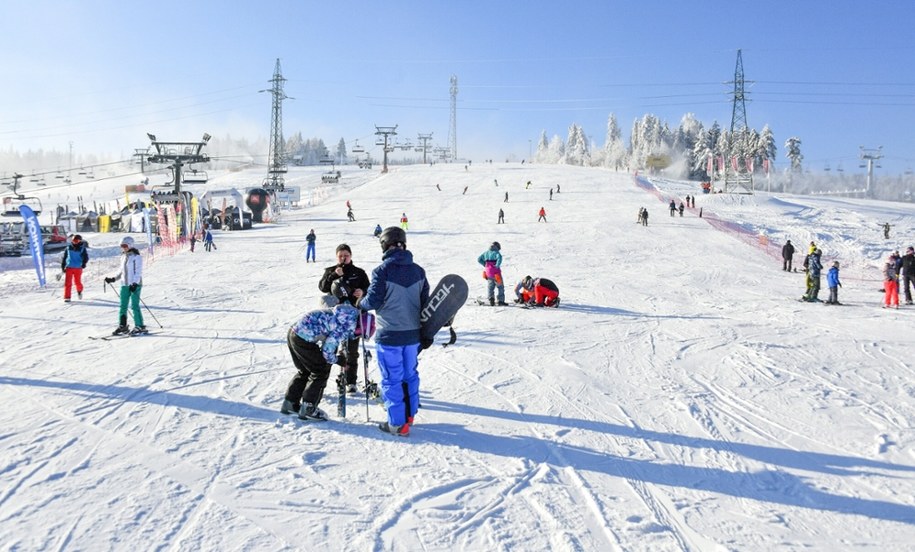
19, 205, 46, 287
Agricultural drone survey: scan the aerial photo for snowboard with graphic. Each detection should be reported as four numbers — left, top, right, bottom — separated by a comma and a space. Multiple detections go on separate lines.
420, 274, 468, 343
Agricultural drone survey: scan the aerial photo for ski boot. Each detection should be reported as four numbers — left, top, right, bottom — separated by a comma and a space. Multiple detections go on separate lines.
130, 325, 148, 336
378, 421, 409, 437
280, 399, 299, 415
112, 315, 130, 336
299, 403, 329, 421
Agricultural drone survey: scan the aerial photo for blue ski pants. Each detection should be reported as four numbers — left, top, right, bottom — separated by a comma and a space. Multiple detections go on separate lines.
375, 343, 420, 426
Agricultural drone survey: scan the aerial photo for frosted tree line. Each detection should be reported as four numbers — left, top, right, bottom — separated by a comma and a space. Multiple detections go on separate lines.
532, 112, 782, 181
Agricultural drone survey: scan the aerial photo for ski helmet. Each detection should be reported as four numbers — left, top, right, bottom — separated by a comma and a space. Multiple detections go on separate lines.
379, 226, 406, 251
331, 279, 350, 301
522, 275, 533, 289
120, 236, 135, 247
491, 241, 501, 251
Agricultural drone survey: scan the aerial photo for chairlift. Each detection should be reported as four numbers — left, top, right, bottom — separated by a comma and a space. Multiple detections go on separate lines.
905, 168, 913, 176
351, 140, 365, 153
2, 195, 43, 217
183, 169, 208, 184
77, 168, 87, 176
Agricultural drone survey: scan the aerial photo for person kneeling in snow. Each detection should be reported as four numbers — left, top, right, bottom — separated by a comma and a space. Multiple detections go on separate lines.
514, 275, 560, 307
281, 296, 359, 421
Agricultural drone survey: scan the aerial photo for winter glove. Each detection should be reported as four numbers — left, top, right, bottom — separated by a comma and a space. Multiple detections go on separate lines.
839, 283, 842, 288
104, 277, 116, 284
336, 354, 346, 366
81, 263, 87, 269
129, 283, 138, 292
420, 337, 434, 351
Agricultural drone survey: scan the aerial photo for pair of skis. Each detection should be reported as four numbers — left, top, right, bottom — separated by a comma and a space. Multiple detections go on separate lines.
334, 340, 382, 419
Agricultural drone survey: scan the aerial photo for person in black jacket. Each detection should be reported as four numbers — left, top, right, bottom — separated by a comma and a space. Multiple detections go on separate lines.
318, 243, 371, 392
902, 246, 915, 305
782, 239, 795, 271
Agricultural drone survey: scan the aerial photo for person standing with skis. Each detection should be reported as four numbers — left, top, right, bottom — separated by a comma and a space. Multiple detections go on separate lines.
538, 207, 547, 222
61, 234, 89, 302
359, 226, 429, 436
318, 244, 371, 393
104, 236, 145, 335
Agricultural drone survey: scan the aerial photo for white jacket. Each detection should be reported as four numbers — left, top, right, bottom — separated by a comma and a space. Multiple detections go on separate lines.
119, 249, 143, 286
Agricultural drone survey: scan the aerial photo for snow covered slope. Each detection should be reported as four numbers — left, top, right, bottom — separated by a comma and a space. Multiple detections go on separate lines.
1, 163, 914, 551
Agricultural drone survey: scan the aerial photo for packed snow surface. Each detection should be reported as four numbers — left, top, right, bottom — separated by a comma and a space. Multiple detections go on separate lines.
1, 163, 914, 551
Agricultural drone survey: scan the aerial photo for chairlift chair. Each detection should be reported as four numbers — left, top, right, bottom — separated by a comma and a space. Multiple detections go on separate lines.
2, 195, 43, 217
183, 169, 208, 184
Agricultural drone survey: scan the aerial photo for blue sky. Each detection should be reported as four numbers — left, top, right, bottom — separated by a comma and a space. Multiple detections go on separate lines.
2, 1, 914, 174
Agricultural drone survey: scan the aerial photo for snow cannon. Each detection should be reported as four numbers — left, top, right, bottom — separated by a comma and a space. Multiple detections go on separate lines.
245, 189, 271, 222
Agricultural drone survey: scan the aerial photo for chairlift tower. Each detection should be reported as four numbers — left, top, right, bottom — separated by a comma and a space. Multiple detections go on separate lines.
859, 146, 883, 198
724, 49, 752, 193
260, 58, 291, 191
448, 75, 458, 161
145, 132, 211, 197
375, 125, 398, 174
417, 133, 434, 164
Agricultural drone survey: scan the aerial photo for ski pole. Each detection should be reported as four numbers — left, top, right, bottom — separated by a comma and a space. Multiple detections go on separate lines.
138, 294, 163, 329
361, 335, 370, 421
105, 281, 163, 329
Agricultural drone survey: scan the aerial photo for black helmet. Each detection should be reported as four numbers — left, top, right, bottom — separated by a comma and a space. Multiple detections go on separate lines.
379, 226, 406, 251
522, 275, 533, 289
491, 241, 501, 251
331, 279, 350, 300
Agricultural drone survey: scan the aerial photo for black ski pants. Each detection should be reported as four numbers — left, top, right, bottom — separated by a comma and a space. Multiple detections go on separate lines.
337, 337, 361, 385
285, 329, 331, 407
783, 257, 793, 271
904, 274, 915, 303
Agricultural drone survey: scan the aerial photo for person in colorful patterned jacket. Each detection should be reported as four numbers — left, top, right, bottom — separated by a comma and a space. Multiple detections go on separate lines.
477, 241, 506, 306
281, 296, 360, 421
61, 234, 89, 302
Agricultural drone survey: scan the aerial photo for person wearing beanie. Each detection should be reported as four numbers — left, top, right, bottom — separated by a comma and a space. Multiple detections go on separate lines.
477, 241, 506, 306
318, 243, 371, 392
104, 236, 145, 335
60, 234, 89, 302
